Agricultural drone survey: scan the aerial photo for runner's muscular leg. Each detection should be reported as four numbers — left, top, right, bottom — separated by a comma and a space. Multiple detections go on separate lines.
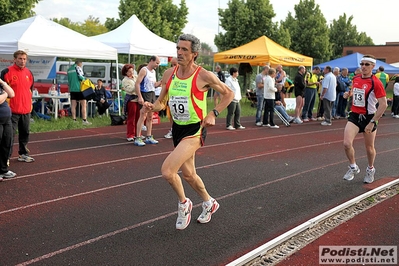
343, 122, 359, 164
161, 137, 202, 202
363, 130, 377, 167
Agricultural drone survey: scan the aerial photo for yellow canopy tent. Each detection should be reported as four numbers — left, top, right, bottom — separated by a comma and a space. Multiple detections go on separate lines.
214, 36, 313, 67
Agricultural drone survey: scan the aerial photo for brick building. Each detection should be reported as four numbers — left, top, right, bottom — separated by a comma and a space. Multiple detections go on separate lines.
343, 42, 399, 64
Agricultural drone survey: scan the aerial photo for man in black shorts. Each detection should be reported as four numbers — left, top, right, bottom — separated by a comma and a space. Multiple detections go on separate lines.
293, 65, 306, 124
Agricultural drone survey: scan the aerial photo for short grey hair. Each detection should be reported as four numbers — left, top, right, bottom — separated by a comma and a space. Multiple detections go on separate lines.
333, 67, 340, 72
178, 33, 201, 54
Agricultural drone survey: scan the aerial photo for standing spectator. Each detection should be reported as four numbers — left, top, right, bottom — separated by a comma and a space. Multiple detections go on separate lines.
263, 68, 279, 128
316, 75, 325, 120
320, 66, 336, 126
214, 65, 225, 107
144, 33, 233, 230
135, 56, 161, 147
255, 65, 269, 126
293, 66, 306, 124
225, 67, 245, 130
94, 79, 110, 116
122, 64, 139, 142
1, 50, 35, 162
275, 65, 287, 107
375, 66, 389, 89
302, 66, 320, 122
67, 60, 91, 125
392, 76, 399, 118
332, 67, 342, 119
342, 55, 387, 183
0, 78, 16, 179
336, 68, 351, 118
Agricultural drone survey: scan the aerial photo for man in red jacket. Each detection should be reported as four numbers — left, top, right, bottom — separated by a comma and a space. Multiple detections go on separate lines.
0, 50, 35, 162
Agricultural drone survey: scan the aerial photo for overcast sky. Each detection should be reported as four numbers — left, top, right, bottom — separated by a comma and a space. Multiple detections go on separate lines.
33, 0, 399, 51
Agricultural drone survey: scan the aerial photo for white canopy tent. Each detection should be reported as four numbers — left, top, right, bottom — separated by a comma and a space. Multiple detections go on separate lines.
90, 15, 176, 58
0, 15, 123, 114
0, 15, 118, 60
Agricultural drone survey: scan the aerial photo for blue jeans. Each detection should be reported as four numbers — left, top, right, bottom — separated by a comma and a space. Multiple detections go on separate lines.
275, 104, 291, 121
255, 94, 264, 123
302, 88, 316, 119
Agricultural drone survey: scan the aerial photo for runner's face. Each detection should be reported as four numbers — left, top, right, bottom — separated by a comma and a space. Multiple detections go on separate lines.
15, 54, 27, 69
360, 60, 374, 76
177, 40, 197, 66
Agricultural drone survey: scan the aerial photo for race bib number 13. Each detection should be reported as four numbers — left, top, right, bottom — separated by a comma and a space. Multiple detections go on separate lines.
169, 96, 190, 121
353, 88, 365, 107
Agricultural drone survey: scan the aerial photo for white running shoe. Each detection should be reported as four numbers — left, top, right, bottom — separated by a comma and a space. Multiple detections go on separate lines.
321, 121, 332, 126
164, 130, 173, 138
226, 125, 235, 130
364, 167, 376, 184
197, 198, 219, 224
142, 125, 147, 131
293, 118, 303, 124
269, 125, 279, 129
255, 122, 263, 126
176, 198, 193, 230
343, 165, 360, 181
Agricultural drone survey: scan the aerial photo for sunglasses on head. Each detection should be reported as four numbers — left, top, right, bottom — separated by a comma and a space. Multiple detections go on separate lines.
360, 62, 372, 66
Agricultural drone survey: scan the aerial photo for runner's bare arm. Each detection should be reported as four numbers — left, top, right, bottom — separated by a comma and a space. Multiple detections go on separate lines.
198, 69, 234, 127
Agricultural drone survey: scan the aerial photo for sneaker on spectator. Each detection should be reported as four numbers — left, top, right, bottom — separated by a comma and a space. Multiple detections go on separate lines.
321, 121, 332, 126
262, 124, 270, 127
18, 154, 35, 163
393, 115, 399, 119
82, 120, 92, 125
343, 165, 360, 181
176, 198, 193, 230
289, 117, 295, 123
255, 122, 263, 126
0, 170, 16, 179
145, 135, 159, 144
317, 116, 324, 121
236, 126, 245, 129
197, 198, 219, 224
364, 167, 376, 184
269, 125, 279, 129
226, 125, 235, 130
310, 117, 317, 121
134, 137, 146, 147
293, 118, 303, 124
142, 125, 147, 131
303, 118, 309, 122
127, 137, 134, 142
164, 130, 173, 138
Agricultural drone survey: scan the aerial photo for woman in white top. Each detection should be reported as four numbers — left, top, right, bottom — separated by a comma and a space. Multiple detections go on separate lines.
263, 68, 279, 128
225, 67, 245, 130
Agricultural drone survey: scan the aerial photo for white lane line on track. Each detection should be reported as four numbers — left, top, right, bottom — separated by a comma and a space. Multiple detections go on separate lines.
11, 127, 344, 160
15, 147, 399, 266
4, 135, 399, 216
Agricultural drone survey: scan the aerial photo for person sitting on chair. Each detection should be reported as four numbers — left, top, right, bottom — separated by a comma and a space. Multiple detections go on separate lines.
275, 84, 294, 123
94, 79, 110, 116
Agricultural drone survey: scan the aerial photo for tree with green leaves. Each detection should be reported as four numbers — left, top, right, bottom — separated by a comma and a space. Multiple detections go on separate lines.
215, 0, 282, 52
284, 0, 331, 62
105, 0, 188, 42
0, 0, 40, 25
52, 16, 108, 37
329, 13, 374, 59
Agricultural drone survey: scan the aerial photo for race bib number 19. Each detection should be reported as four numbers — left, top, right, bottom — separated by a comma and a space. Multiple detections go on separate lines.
353, 88, 365, 107
169, 96, 190, 121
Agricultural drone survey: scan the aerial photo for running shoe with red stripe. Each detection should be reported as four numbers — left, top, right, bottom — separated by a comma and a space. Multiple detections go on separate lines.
176, 198, 192, 230
197, 198, 219, 224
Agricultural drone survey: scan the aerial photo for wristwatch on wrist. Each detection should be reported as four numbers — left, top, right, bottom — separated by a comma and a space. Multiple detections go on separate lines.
370, 119, 378, 125
212, 109, 219, 117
